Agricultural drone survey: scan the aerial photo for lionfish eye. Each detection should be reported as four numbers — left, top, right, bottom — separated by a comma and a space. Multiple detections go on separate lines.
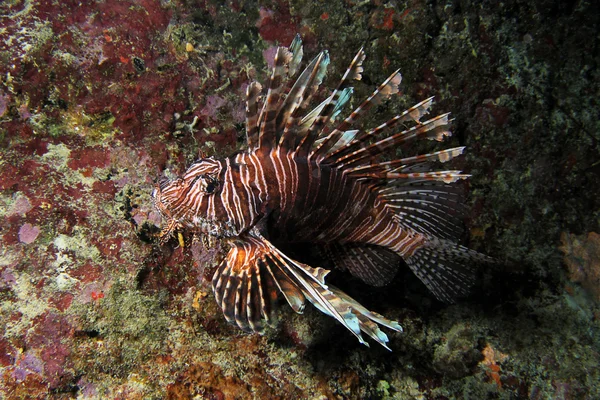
201, 174, 219, 194
204, 178, 217, 194
190, 174, 219, 194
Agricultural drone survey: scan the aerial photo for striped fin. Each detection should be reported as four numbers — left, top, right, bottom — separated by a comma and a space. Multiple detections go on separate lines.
277, 51, 328, 146
329, 130, 360, 153
311, 70, 402, 158
308, 284, 403, 350
255, 235, 369, 340
324, 243, 400, 287
363, 96, 434, 138
404, 238, 491, 303
212, 237, 280, 332
257, 233, 403, 349
212, 231, 327, 332
288, 34, 303, 77
324, 97, 435, 162
343, 47, 365, 81
383, 182, 467, 240
279, 51, 329, 149
293, 48, 366, 155
328, 286, 403, 349
258, 46, 293, 150
352, 170, 470, 184
314, 129, 360, 153
330, 113, 452, 168
330, 87, 354, 122
300, 96, 331, 129
299, 95, 330, 130
266, 261, 306, 313
273, 35, 304, 136
334, 69, 402, 134
213, 231, 403, 348
346, 147, 466, 176
393, 146, 466, 165
304, 87, 354, 137
245, 82, 263, 149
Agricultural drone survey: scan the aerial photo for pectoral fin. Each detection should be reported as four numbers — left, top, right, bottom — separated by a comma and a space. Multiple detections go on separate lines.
212, 231, 402, 349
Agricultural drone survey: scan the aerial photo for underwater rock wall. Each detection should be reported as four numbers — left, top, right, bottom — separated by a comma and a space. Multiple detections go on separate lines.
1, 0, 599, 398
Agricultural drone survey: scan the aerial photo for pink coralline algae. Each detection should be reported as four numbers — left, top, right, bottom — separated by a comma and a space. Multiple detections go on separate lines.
18, 223, 40, 244
10, 195, 33, 216
200, 95, 227, 120
12, 353, 43, 383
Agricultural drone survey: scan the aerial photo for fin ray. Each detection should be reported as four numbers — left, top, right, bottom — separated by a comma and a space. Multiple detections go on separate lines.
293, 48, 366, 155
245, 82, 263, 149
258, 46, 293, 150
312, 70, 402, 157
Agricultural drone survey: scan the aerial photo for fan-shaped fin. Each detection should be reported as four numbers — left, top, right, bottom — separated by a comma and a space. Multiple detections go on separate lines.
404, 238, 491, 303
293, 48, 366, 155
382, 182, 467, 240
333, 69, 402, 134
266, 259, 306, 313
346, 147, 466, 176
212, 237, 279, 332
303, 86, 355, 138
330, 113, 453, 168
212, 230, 402, 348
258, 233, 402, 349
325, 97, 435, 161
308, 284, 403, 351
278, 51, 329, 148
324, 243, 400, 286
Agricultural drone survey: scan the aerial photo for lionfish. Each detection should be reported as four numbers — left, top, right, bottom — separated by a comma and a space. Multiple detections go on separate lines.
153, 35, 488, 350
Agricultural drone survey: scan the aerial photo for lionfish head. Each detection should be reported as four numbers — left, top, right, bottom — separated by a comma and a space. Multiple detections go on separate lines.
152, 158, 223, 236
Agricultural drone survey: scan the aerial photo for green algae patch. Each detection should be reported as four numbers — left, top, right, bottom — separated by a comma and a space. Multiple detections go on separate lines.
71, 281, 170, 386
54, 228, 102, 264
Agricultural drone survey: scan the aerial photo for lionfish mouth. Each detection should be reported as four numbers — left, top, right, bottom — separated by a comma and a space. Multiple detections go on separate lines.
151, 181, 171, 221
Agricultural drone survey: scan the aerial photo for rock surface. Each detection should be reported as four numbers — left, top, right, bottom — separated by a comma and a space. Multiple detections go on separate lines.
1, 0, 599, 398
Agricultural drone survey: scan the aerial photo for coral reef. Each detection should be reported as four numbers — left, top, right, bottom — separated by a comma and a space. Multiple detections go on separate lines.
1, 0, 599, 399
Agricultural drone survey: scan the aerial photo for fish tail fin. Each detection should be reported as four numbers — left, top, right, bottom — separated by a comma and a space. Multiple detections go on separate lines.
401, 236, 493, 303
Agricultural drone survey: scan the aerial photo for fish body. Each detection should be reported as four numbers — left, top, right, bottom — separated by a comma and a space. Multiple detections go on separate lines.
153, 36, 488, 349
